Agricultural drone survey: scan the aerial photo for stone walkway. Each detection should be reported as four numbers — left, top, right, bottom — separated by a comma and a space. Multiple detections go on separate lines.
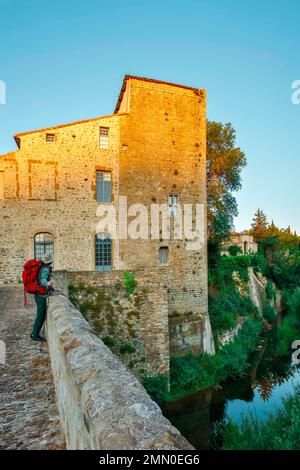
0, 286, 65, 449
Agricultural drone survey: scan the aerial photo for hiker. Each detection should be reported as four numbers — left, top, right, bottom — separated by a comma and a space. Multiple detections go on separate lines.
30, 254, 54, 342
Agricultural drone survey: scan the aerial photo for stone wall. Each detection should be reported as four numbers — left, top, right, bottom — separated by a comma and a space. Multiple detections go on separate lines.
46, 294, 193, 450
0, 113, 126, 281
66, 270, 170, 378
57, 268, 214, 380
0, 75, 213, 358
248, 267, 267, 317
218, 317, 246, 347
118, 77, 210, 355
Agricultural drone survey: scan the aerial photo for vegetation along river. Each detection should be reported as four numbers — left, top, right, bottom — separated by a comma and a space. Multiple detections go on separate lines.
163, 336, 300, 450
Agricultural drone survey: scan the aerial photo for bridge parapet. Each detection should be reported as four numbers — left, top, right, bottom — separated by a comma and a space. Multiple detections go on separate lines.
46, 294, 193, 450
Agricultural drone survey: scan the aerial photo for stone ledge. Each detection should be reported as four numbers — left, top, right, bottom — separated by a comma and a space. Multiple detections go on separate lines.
46, 294, 193, 450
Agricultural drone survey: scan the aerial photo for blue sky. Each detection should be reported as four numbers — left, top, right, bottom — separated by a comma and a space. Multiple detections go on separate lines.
0, 0, 299, 232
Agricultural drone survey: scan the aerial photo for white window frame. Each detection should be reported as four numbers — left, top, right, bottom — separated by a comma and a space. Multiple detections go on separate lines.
99, 127, 109, 149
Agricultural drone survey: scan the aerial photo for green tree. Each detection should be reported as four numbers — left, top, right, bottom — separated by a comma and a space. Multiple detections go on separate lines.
228, 245, 242, 256
207, 121, 246, 244
250, 208, 269, 241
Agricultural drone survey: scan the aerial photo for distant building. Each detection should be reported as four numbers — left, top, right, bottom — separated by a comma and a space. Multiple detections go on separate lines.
223, 232, 258, 255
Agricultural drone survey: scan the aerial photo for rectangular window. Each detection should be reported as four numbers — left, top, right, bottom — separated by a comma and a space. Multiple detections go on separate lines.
95, 234, 112, 271
46, 133, 55, 143
99, 127, 109, 149
158, 247, 168, 265
96, 171, 112, 202
168, 194, 179, 216
34, 233, 54, 267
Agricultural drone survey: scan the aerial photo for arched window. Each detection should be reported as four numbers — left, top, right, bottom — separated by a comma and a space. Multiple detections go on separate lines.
158, 247, 168, 265
34, 233, 54, 263
244, 241, 248, 254
95, 233, 112, 271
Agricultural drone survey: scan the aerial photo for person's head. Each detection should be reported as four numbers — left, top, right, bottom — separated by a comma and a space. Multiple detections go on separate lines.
42, 254, 53, 266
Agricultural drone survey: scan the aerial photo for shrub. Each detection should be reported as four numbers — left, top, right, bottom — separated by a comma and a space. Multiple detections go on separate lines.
276, 287, 300, 356
265, 280, 274, 300
210, 303, 237, 332
79, 301, 95, 314
228, 245, 242, 256
209, 285, 257, 334
216, 343, 248, 381
220, 385, 300, 449
168, 319, 263, 400
237, 255, 251, 268
84, 285, 95, 295
68, 283, 78, 306
170, 353, 220, 397
102, 336, 115, 348
119, 342, 136, 354
263, 304, 276, 323
250, 252, 268, 276
276, 322, 297, 356
217, 318, 262, 382
219, 254, 251, 283
123, 271, 136, 294
288, 287, 300, 315
142, 375, 169, 405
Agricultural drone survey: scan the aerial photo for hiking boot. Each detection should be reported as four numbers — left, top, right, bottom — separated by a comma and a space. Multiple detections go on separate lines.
30, 334, 46, 342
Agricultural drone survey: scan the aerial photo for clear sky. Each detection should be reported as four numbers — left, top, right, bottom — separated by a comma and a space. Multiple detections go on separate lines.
0, 0, 299, 232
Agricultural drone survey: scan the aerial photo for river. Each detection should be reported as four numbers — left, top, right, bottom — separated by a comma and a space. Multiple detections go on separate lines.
163, 337, 300, 449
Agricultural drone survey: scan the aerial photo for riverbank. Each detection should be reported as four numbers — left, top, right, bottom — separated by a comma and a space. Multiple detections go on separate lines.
144, 317, 263, 405
221, 380, 300, 450
162, 338, 300, 450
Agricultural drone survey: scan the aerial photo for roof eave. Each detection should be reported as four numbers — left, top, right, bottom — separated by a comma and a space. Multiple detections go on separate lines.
14, 135, 20, 148
13, 112, 129, 141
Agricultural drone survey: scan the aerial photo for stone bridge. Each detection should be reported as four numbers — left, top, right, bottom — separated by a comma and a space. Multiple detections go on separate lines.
0, 286, 192, 450
0, 286, 64, 449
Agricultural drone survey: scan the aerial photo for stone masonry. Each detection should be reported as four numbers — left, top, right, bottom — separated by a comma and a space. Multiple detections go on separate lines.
0, 75, 214, 361
47, 293, 194, 450
65, 270, 170, 378
0, 286, 64, 449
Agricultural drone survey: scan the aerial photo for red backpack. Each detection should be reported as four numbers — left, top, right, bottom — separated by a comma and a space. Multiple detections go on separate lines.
22, 259, 48, 306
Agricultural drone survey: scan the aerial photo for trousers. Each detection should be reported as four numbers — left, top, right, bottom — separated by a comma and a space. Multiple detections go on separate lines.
32, 295, 47, 337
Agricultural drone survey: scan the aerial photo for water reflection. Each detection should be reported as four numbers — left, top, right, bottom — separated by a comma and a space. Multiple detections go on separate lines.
163, 344, 300, 450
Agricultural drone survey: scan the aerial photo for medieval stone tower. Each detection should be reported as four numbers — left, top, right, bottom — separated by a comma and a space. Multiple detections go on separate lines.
0, 75, 214, 365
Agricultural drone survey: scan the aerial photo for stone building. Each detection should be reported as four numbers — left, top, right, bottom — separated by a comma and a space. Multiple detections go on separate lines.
0, 75, 214, 369
222, 231, 258, 255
